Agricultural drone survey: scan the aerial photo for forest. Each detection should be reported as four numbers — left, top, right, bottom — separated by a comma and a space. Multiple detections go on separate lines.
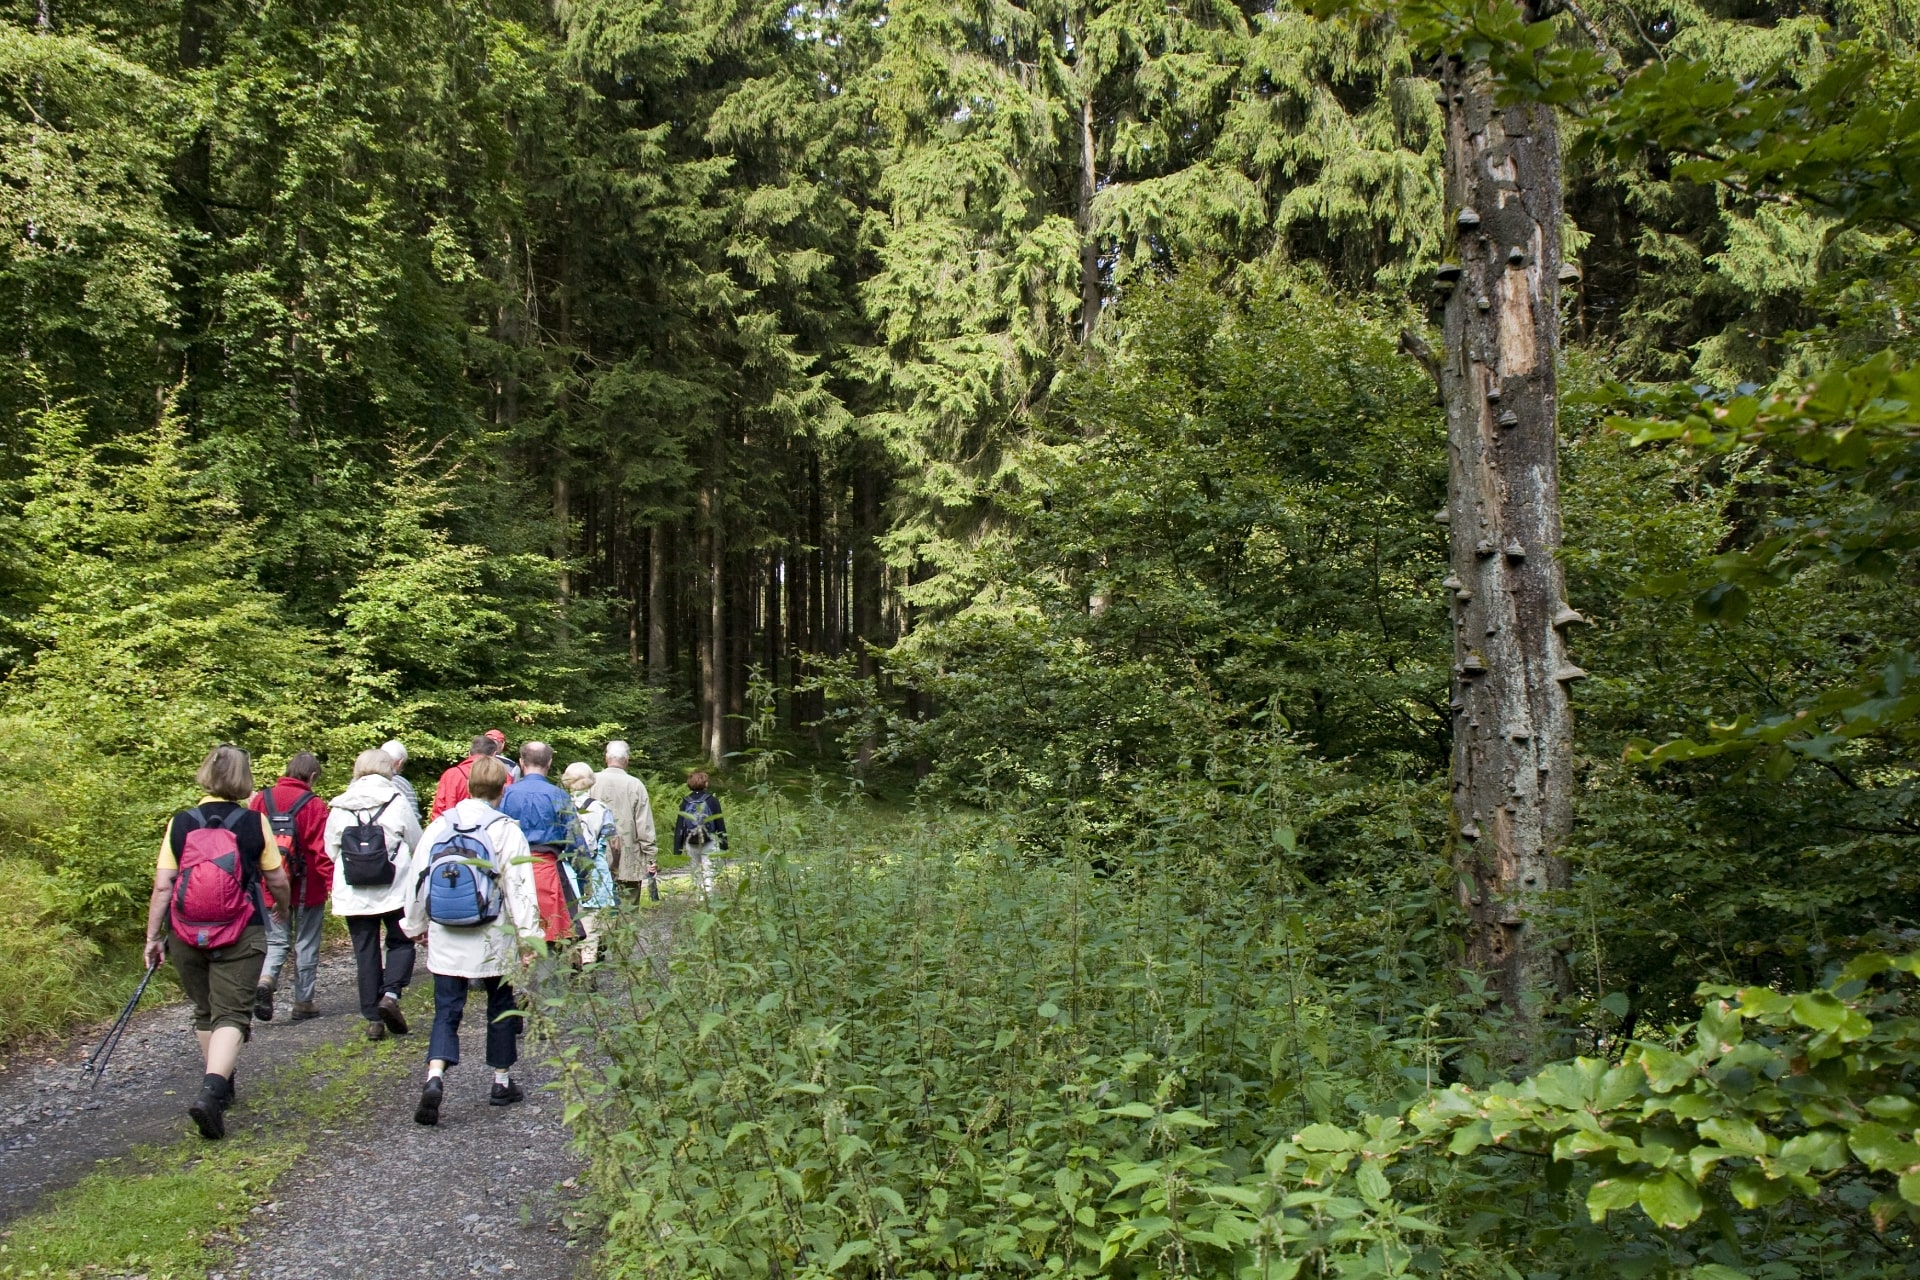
2, 0, 1919, 1273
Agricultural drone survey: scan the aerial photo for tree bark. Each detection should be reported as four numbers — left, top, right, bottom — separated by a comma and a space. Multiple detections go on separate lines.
554, 468, 571, 647
703, 443, 727, 764
648, 523, 670, 676
1077, 93, 1101, 343
852, 452, 883, 678
1439, 55, 1577, 1054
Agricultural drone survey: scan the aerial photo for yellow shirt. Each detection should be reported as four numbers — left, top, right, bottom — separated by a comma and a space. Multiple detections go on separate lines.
156, 797, 284, 873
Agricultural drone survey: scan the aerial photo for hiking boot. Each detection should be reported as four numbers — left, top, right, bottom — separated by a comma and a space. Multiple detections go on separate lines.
253, 984, 274, 1022
365, 1019, 387, 1042
489, 1080, 525, 1107
414, 1077, 443, 1126
188, 1078, 229, 1141
377, 993, 409, 1035
289, 1002, 318, 1022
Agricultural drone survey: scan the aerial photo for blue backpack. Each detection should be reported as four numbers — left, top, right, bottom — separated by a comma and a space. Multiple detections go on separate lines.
421, 820, 504, 927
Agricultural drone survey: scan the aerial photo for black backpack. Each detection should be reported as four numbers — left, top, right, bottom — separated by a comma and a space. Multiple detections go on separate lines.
339, 794, 400, 887
681, 793, 716, 848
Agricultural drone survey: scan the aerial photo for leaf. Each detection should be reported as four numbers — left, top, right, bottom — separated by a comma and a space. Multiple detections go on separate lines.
1637, 1044, 1697, 1093
1294, 1123, 1360, 1152
827, 1240, 873, 1271
1637, 1171, 1704, 1228
1105, 1102, 1157, 1119
1355, 1159, 1391, 1203
1588, 1176, 1642, 1222
1699, 1117, 1769, 1158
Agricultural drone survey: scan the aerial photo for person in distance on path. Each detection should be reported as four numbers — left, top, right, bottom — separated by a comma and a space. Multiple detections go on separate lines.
429, 733, 511, 821
587, 740, 657, 901
252, 752, 331, 1023
404, 756, 545, 1125
496, 741, 587, 946
144, 745, 293, 1140
674, 770, 728, 895
325, 748, 424, 1041
381, 738, 421, 823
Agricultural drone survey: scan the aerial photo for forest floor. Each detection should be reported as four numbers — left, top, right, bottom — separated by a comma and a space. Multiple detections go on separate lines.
0, 889, 686, 1278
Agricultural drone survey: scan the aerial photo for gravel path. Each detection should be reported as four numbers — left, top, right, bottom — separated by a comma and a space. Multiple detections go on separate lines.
0, 898, 690, 1277
0, 946, 595, 1277
222, 1047, 585, 1279
0, 946, 368, 1221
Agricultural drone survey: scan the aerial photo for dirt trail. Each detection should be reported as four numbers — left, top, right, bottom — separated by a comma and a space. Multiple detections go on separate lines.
0, 950, 371, 1221
0, 947, 591, 1277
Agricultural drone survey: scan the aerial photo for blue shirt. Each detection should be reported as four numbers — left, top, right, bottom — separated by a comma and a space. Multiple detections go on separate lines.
498, 772, 588, 855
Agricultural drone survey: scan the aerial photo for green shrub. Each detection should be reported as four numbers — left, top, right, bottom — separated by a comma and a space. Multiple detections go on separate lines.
556, 801, 1459, 1279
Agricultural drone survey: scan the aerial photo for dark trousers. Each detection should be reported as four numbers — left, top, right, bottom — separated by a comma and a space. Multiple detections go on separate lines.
346, 911, 415, 1022
429, 974, 517, 1070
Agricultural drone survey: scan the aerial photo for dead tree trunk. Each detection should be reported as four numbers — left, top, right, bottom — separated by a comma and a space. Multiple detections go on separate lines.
1438, 54, 1578, 1053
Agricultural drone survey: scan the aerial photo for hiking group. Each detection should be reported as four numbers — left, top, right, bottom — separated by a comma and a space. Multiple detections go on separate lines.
141, 734, 728, 1140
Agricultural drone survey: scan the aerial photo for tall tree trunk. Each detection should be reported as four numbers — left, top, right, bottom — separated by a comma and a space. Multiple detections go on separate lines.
807, 453, 826, 734
1077, 93, 1101, 342
852, 453, 883, 678
765, 547, 783, 702
553, 468, 571, 647
1439, 54, 1577, 1054
649, 523, 670, 676
723, 548, 744, 753
704, 446, 727, 764
785, 536, 805, 729
172, 0, 214, 413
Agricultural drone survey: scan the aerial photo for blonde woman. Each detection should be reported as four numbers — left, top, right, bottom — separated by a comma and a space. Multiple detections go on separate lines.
143, 745, 292, 1140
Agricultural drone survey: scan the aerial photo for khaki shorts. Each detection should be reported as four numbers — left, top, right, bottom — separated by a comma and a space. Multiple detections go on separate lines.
169, 925, 268, 1036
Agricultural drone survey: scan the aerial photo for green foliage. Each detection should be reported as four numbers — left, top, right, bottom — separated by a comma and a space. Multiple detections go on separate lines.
890, 267, 1448, 814
558, 800, 1467, 1280
1266, 954, 1920, 1275
1, 394, 323, 932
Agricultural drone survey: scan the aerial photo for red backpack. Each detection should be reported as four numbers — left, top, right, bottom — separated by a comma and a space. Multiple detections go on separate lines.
169, 807, 258, 950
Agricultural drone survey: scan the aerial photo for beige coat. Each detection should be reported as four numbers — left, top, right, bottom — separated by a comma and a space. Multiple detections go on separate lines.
587, 766, 657, 881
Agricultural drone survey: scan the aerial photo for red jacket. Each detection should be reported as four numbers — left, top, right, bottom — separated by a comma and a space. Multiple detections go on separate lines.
251, 777, 332, 909
430, 756, 512, 822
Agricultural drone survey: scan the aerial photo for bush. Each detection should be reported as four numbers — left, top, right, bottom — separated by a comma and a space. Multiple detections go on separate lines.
556, 800, 1461, 1279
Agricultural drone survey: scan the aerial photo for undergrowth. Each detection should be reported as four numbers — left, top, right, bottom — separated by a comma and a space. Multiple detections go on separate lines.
555, 797, 1461, 1279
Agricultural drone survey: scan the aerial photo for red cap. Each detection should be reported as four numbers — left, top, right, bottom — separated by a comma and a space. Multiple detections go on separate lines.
484, 729, 506, 746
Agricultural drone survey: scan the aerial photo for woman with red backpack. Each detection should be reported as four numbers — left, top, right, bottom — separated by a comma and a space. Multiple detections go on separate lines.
142, 745, 293, 1141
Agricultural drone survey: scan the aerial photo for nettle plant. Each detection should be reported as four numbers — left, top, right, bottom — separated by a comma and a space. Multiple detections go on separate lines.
552, 801, 1466, 1280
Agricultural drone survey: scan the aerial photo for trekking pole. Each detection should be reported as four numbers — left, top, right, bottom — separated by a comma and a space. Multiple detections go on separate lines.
84, 961, 160, 1090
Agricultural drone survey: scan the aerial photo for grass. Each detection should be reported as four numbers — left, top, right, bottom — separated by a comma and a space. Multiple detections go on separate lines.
0, 986, 426, 1279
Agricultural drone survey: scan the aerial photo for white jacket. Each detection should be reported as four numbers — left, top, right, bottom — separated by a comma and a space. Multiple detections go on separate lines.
325, 774, 425, 918
401, 798, 544, 979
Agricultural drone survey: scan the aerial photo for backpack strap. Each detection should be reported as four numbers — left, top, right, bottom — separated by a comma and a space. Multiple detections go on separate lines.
285, 791, 317, 820
352, 794, 398, 823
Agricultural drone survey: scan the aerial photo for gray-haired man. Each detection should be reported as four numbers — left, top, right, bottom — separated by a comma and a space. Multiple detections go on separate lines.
381, 739, 420, 823
587, 740, 657, 891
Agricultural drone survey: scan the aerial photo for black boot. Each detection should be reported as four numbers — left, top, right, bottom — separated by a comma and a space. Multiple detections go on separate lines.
414, 1077, 444, 1126
188, 1073, 230, 1141
489, 1079, 524, 1107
